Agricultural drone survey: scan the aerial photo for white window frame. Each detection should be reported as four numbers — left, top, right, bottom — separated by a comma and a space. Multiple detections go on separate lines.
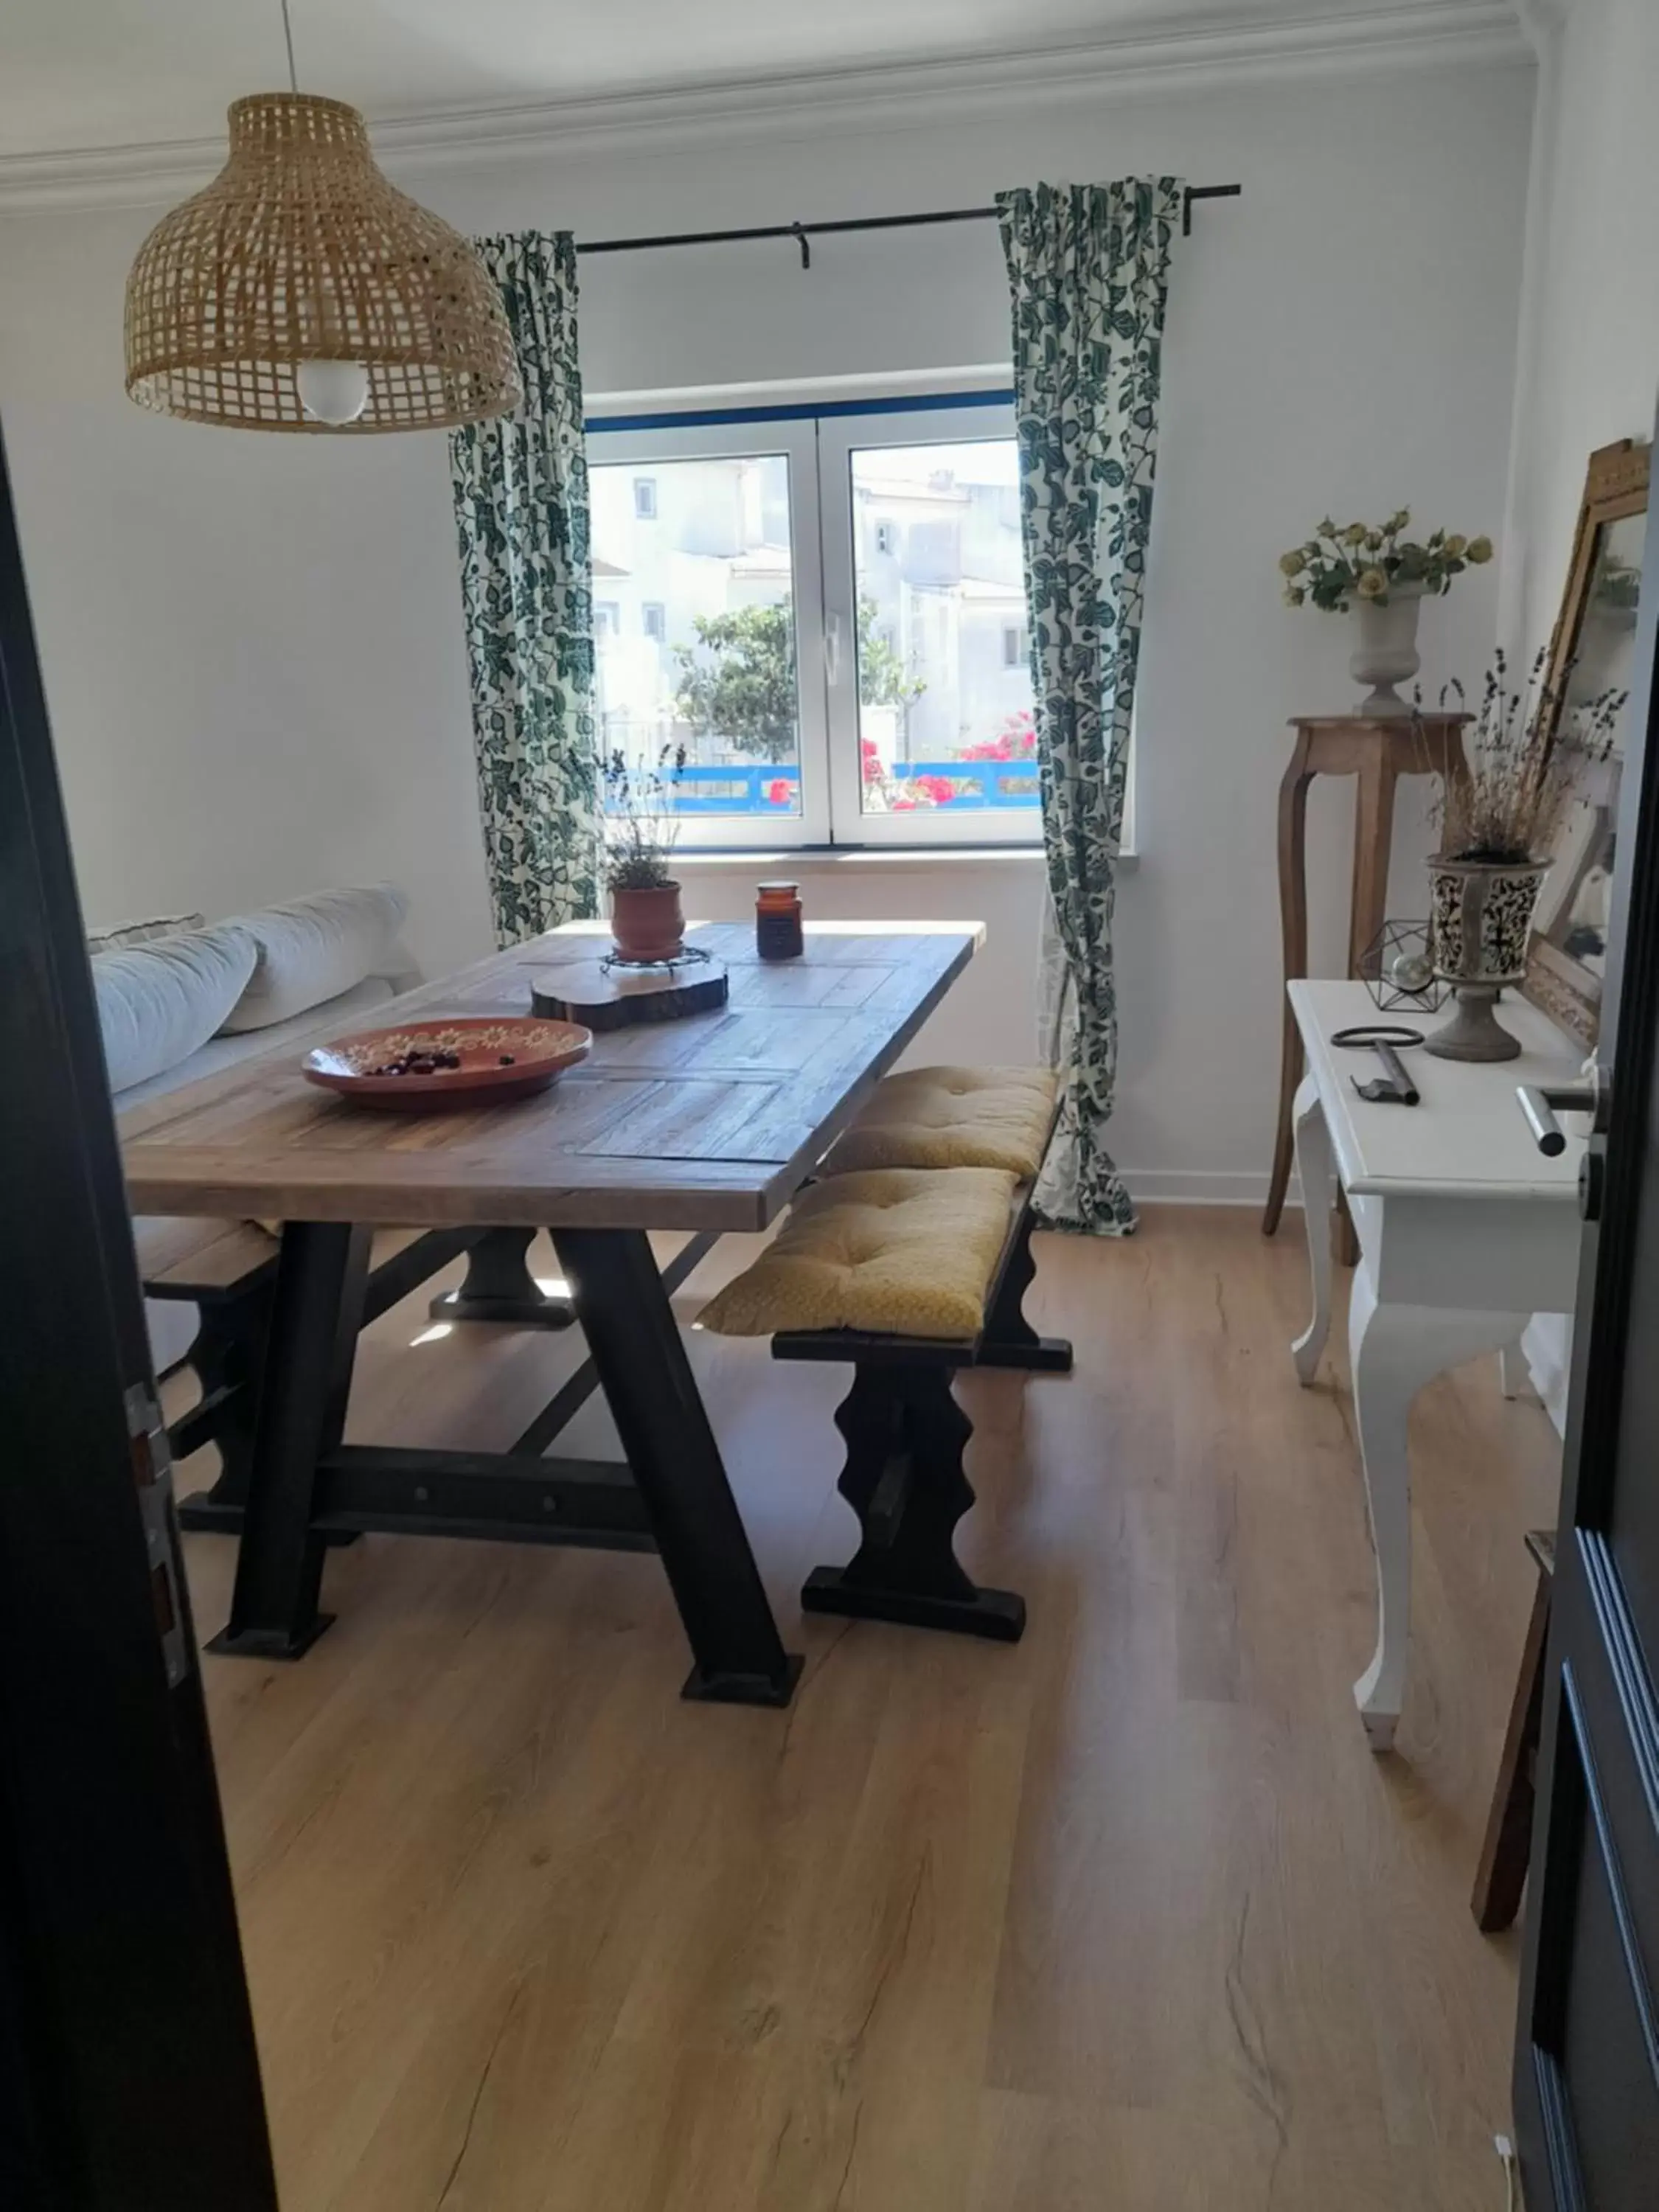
588, 397, 1080, 851
632, 476, 658, 519
591, 420, 830, 848
819, 404, 1037, 848
641, 600, 667, 642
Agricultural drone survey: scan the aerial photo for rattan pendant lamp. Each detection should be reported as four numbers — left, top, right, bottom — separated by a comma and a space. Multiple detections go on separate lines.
124, 0, 521, 432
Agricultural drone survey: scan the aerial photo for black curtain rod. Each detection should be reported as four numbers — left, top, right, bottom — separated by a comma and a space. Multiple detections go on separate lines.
579, 183, 1240, 268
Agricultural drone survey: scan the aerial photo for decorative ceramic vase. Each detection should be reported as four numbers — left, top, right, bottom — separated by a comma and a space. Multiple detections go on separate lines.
610, 881, 684, 963
1349, 580, 1426, 716
1424, 854, 1550, 1061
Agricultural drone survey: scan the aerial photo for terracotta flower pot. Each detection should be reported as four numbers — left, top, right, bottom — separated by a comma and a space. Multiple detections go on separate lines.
610, 881, 684, 963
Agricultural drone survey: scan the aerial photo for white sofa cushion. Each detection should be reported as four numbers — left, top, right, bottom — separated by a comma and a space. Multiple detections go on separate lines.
117, 975, 397, 1107
122, 973, 398, 1376
220, 883, 409, 1032
93, 924, 257, 1094
87, 910, 206, 953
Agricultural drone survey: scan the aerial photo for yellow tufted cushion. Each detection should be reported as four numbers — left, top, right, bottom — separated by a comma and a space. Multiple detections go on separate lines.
697, 1166, 1018, 1340
821, 1065, 1058, 1179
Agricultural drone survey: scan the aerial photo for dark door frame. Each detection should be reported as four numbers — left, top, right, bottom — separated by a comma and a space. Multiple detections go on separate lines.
1512, 425, 1659, 2200
0, 422, 277, 2203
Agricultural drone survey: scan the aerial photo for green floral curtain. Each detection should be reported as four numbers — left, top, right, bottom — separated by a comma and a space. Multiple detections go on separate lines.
997, 178, 1181, 1235
450, 232, 598, 945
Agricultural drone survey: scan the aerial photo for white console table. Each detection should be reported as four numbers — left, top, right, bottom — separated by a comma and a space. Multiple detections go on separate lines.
1287, 980, 1582, 1749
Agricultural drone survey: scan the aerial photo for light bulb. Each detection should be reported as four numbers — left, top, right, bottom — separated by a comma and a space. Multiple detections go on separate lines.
1390, 949, 1433, 993
296, 358, 371, 425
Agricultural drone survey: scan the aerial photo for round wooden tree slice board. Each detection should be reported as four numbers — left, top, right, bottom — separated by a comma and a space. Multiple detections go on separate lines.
528, 953, 729, 1032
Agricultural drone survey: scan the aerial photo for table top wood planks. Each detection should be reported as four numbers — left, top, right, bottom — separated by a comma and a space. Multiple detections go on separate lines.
119, 920, 984, 1232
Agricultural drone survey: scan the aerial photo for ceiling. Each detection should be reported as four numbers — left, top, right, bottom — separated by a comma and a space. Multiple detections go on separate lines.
1, 1, 1508, 160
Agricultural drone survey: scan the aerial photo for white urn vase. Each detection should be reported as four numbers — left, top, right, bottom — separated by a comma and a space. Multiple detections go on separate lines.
1349, 580, 1426, 716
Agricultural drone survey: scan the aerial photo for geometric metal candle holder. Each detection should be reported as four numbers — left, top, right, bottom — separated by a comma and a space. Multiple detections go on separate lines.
1359, 919, 1448, 1014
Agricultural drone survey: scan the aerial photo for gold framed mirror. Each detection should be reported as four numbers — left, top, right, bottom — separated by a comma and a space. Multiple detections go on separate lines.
1521, 438, 1649, 1046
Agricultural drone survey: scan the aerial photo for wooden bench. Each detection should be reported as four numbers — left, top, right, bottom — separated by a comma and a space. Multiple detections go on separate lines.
771, 1177, 1071, 1644
140, 1218, 484, 1534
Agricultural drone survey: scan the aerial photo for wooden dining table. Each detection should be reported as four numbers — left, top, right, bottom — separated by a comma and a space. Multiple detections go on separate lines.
119, 919, 982, 1708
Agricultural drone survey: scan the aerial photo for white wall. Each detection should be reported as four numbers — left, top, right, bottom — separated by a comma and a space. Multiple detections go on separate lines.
1505, 0, 1659, 649
0, 56, 1534, 1197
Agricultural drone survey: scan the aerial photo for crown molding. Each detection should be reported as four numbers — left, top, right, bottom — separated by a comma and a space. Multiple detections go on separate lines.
0, 4, 1532, 215
1512, 0, 1568, 55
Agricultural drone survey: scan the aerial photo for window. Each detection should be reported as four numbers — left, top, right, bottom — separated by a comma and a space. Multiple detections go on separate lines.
588, 400, 1055, 846
591, 428, 810, 824
632, 477, 658, 520
594, 601, 620, 639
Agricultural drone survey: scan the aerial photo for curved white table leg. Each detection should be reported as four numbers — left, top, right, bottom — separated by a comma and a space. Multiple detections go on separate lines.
1290, 1074, 1333, 1385
1347, 1270, 1531, 1750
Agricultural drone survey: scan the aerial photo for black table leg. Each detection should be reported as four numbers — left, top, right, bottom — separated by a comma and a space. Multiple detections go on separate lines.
429, 1227, 576, 1327
209, 1222, 371, 1661
173, 1279, 361, 1547
552, 1226, 802, 1708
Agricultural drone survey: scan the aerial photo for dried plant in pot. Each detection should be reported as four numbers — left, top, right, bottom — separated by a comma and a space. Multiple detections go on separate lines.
1422, 653, 1624, 1061
604, 745, 687, 962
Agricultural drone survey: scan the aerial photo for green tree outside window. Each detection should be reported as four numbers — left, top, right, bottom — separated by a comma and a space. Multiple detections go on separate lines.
672, 597, 925, 763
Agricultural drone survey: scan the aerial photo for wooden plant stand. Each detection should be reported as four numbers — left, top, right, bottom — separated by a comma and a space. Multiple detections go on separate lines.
1262, 712, 1469, 1256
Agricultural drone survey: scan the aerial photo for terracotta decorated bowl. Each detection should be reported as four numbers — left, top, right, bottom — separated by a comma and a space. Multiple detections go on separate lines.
302, 1017, 591, 1111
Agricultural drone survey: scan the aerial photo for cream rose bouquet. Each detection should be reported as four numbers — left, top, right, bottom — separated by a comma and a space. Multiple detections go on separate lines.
1279, 511, 1492, 611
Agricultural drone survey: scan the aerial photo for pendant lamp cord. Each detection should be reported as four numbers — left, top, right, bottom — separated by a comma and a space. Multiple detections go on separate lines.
279, 0, 299, 94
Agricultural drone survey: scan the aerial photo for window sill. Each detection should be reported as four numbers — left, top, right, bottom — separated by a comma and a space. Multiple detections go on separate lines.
676, 844, 1139, 869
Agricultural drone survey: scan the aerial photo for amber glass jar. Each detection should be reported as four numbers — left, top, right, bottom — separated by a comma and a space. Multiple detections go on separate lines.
755, 880, 804, 961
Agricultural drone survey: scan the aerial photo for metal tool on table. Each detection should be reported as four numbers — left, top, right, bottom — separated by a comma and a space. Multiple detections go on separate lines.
1331, 1023, 1424, 1106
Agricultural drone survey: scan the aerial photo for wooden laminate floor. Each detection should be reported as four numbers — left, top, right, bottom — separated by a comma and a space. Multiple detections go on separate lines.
175, 1206, 1561, 2211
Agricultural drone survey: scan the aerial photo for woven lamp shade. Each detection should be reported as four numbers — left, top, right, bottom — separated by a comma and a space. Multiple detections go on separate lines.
125, 93, 522, 433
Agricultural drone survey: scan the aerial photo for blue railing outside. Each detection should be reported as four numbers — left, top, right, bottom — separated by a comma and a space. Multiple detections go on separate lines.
657, 762, 1040, 814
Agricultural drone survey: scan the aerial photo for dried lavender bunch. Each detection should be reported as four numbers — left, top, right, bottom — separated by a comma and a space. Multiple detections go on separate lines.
1425, 648, 1626, 863
603, 743, 686, 891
